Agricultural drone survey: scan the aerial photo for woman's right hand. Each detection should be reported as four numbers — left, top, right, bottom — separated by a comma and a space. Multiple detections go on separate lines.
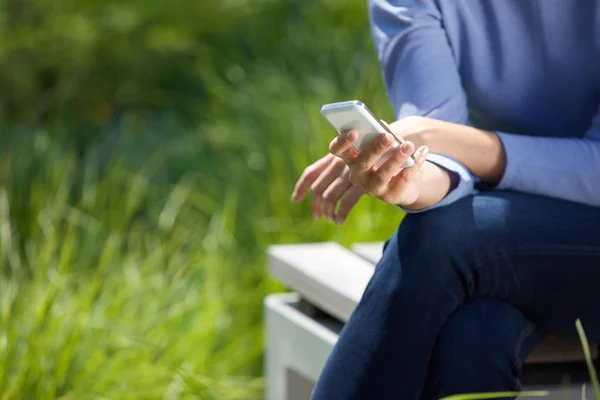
290, 153, 364, 224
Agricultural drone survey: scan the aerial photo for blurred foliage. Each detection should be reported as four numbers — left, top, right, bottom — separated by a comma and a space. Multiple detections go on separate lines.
0, 0, 385, 129
0, 0, 405, 398
0, 135, 266, 399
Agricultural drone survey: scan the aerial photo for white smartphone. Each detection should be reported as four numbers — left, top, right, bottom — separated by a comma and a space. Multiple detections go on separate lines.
320, 100, 415, 168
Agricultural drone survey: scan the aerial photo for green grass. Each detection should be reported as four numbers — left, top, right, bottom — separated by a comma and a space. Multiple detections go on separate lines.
0, 48, 402, 398
1, 0, 406, 396
0, 135, 267, 399
439, 391, 550, 400
576, 319, 600, 400
0, 109, 402, 399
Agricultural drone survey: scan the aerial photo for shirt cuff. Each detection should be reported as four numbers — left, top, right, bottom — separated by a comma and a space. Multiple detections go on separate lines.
398, 153, 478, 214
495, 131, 525, 190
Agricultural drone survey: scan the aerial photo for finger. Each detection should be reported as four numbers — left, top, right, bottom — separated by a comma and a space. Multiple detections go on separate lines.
291, 153, 335, 202
368, 141, 415, 195
322, 200, 335, 222
335, 185, 364, 224
310, 158, 347, 219
352, 133, 395, 174
401, 145, 428, 182
322, 168, 352, 221
388, 145, 428, 196
329, 130, 359, 164
414, 145, 429, 166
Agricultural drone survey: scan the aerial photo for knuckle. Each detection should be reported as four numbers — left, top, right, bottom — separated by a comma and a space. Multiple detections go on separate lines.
402, 169, 414, 182
303, 166, 315, 177
310, 183, 323, 196
392, 151, 407, 164
333, 157, 346, 167
330, 154, 344, 164
356, 159, 371, 172
372, 172, 388, 184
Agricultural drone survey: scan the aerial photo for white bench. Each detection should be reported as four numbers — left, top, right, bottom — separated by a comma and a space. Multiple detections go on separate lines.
265, 241, 597, 400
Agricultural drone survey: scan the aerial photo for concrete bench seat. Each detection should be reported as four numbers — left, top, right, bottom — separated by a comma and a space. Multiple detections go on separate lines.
265, 241, 597, 400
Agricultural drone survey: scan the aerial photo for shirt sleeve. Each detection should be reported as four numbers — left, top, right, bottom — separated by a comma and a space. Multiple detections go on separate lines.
369, 0, 477, 212
371, 0, 600, 211
497, 105, 600, 207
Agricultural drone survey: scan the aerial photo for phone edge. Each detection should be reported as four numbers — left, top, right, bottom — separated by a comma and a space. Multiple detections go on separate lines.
320, 100, 417, 163
354, 103, 417, 162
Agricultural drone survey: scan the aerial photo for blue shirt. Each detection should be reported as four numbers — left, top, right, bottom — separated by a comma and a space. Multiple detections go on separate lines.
369, 0, 600, 210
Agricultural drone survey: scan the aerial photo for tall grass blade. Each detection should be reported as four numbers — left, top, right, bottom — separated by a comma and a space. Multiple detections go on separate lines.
440, 390, 549, 400
576, 319, 600, 400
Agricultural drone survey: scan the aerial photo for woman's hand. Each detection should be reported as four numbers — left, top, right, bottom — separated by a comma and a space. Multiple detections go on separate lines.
291, 118, 457, 221
290, 153, 365, 224
329, 130, 430, 207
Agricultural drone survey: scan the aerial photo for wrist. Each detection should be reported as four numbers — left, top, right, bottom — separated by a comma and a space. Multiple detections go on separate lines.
402, 161, 453, 211
399, 118, 506, 185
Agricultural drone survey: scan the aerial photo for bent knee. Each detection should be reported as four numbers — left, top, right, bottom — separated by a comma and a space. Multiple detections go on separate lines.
432, 300, 540, 369
424, 300, 542, 399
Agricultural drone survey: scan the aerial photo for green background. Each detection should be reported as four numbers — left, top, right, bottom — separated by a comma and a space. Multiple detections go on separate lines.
0, 0, 406, 398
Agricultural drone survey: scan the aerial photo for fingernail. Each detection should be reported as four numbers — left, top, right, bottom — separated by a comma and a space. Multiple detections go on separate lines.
381, 134, 392, 146
290, 192, 297, 201
347, 130, 356, 140
401, 143, 412, 154
419, 145, 429, 157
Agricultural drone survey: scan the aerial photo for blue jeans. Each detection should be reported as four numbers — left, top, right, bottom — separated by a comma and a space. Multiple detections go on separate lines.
312, 192, 600, 400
